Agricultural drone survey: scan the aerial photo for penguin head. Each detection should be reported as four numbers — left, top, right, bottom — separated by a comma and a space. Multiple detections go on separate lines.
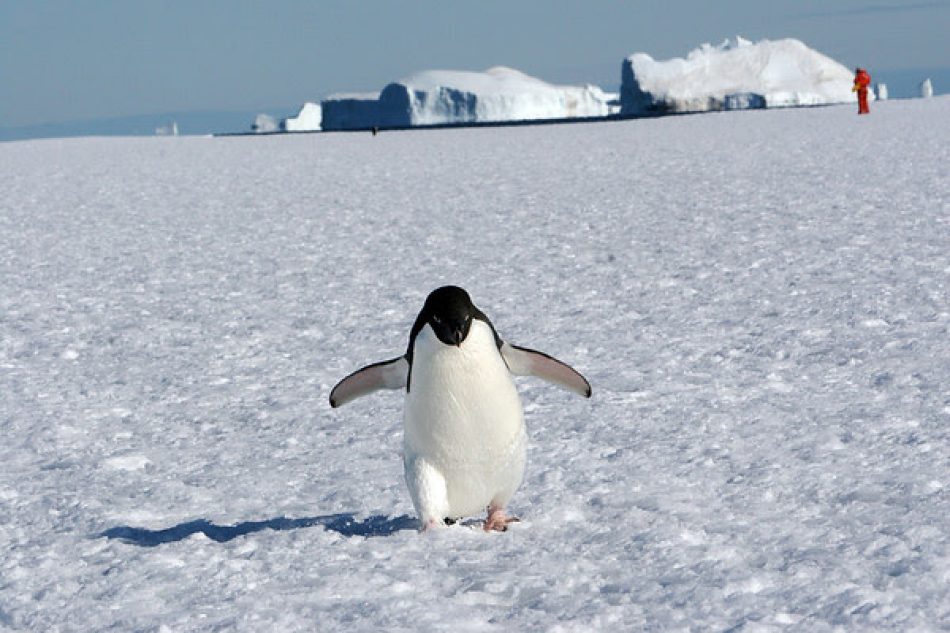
421, 285, 476, 347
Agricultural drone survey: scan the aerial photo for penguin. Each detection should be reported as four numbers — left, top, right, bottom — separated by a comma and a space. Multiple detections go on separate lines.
329, 285, 591, 531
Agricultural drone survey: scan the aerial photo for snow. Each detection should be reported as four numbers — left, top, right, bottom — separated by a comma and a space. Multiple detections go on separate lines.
322, 67, 615, 130
1, 96, 949, 631
281, 102, 322, 132
622, 37, 861, 115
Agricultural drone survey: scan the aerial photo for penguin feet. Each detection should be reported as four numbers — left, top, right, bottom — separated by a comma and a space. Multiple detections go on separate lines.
483, 506, 520, 532
421, 517, 444, 532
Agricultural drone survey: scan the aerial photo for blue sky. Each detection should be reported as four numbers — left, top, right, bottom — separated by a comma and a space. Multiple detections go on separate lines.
1, 0, 948, 128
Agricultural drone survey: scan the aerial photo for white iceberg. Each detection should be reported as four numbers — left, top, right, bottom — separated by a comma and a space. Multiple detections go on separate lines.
621, 37, 860, 116
251, 113, 278, 133
322, 67, 615, 130
281, 102, 322, 132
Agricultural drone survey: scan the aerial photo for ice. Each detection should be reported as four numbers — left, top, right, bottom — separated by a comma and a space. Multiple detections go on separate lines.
0, 96, 948, 630
320, 92, 381, 131
102, 454, 152, 472
322, 66, 615, 130
622, 37, 861, 115
281, 102, 322, 132
251, 113, 278, 133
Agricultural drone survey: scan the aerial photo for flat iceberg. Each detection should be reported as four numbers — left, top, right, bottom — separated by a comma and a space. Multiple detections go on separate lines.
621, 37, 859, 115
322, 67, 615, 130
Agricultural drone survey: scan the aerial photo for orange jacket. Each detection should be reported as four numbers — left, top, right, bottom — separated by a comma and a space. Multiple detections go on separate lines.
853, 69, 871, 91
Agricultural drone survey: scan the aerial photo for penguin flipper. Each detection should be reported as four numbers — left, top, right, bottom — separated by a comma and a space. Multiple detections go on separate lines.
329, 356, 409, 408
501, 343, 592, 398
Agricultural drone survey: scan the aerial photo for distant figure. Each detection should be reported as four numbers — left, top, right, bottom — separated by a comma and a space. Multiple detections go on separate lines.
920, 78, 934, 98
853, 68, 871, 114
876, 83, 888, 101
372, 126, 379, 136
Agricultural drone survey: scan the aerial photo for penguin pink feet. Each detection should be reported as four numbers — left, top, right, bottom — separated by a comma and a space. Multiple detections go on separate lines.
483, 505, 520, 532
422, 517, 444, 532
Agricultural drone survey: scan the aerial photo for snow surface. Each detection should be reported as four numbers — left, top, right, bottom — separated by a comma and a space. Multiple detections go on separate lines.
622, 37, 861, 115
281, 102, 322, 132
1, 97, 949, 631
322, 67, 614, 130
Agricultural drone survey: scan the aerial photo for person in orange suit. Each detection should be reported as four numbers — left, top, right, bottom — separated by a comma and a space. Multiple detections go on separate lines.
853, 68, 871, 114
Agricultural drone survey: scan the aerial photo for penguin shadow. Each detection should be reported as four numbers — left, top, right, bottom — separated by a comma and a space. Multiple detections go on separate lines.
100, 513, 417, 547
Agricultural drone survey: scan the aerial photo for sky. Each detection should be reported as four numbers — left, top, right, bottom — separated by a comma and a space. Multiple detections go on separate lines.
1, 0, 948, 129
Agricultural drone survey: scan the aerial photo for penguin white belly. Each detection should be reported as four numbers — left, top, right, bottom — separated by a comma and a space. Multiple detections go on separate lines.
404, 321, 526, 521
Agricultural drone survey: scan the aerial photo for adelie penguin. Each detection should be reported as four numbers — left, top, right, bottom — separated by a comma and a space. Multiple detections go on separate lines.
330, 285, 591, 532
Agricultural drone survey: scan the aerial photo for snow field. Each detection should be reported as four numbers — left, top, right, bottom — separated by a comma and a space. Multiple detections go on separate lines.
0, 97, 948, 630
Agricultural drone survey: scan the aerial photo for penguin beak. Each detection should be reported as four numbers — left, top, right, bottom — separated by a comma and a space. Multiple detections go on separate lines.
452, 328, 463, 347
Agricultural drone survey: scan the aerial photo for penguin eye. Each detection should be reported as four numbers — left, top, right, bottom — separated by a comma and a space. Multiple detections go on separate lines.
432, 315, 443, 326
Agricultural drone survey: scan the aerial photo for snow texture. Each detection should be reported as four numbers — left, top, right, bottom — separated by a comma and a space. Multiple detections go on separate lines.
622, 37, 861, 116
322, 66, 614, 130
1, 96, 949, 631
281, 102, 322, 132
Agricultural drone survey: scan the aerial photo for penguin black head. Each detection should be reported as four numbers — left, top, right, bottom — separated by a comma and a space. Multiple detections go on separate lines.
420, 285, 476, 347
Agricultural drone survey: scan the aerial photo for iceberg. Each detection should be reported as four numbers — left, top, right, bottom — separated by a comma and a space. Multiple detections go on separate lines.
252, 113, 278, 133
621, 37, 859, 116
320, 92, 382, 131
322, 67, 615, 131
281, 102, 322, 132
